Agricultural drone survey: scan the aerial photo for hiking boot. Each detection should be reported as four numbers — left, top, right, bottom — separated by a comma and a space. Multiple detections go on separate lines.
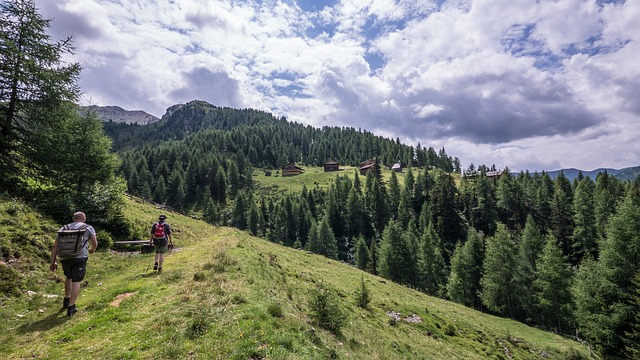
153, 262, 158, 271
67, 304, 78, 317
157, 267, 163, 273
62, 297, 70, 310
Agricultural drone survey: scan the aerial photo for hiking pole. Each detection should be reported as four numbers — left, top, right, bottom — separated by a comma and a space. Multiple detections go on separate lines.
143, 245, 154, 275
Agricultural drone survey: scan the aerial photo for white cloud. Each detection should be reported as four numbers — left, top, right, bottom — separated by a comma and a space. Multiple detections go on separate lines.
41, 0, 640, 172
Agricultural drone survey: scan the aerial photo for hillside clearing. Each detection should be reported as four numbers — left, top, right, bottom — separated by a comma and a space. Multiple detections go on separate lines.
0, 198, 590, 359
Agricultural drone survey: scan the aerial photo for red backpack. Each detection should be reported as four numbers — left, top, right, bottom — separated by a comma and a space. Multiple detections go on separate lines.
154, 222, 166, 239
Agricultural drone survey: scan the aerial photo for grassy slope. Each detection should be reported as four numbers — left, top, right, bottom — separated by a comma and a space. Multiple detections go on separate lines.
0, 197, 590, 359
253, 166, 414, 196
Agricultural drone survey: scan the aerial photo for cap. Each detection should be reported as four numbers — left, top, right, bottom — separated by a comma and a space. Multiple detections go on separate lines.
158, 214, 167, 220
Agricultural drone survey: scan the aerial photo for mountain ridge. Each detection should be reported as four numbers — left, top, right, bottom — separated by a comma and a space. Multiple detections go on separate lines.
81, 105, 160, 125
524, 166, 640, 181
95, 101, 640, 181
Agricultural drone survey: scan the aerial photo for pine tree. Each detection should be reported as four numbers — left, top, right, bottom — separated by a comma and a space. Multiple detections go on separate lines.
354, 236, 370, 271
447, 228, 484, 309
0, 0, 81, 183
365, 170, 388, 235
152, 176, 167, 204
594, 171, 619, 241
203, 197, 219, 225
572, 176, 597, 263
471, 171, 498, 236
228, 161, 240, 197
248, 201, 259, 236
346, 186, 364, 238
319, 215, 339, 259
496, 171, 524, 231
516, 215, 545, 322
533, 173, 554, 233
214, 166, 227, 204
624, 272, 640, 358
481, 224, 520, 318
377, 220, 410, 284
167, 169, 186, 209
388, 171, 400, 216
533, 235, 574, 332
429, 170, 463, 258
419, 221, 447, 296
551, 172, 575, 259
575, 192, 640, 358
232, 193, 247, 230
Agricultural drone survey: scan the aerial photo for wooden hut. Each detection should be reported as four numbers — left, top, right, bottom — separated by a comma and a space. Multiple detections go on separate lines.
282, 164, 304, 177
391, 162, 402, 172
324, 160, 339, 172
359, 159, 377, 176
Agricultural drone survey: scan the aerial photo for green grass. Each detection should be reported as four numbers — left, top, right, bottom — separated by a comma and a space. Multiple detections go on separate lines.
0, 196, 592, 359
253, 166, 416, 196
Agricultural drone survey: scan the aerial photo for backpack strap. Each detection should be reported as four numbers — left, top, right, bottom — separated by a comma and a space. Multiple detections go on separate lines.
78, 224, 90, 247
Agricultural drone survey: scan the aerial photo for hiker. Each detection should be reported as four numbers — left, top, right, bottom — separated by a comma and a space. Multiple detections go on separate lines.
149, 214, 173, 273
49, 212, 98, 317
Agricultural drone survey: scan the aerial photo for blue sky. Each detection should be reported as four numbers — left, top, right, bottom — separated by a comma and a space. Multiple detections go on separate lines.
40, 0, 640, 172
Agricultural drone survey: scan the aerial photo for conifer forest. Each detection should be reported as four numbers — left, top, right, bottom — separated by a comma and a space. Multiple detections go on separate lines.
111, 101, 640, 359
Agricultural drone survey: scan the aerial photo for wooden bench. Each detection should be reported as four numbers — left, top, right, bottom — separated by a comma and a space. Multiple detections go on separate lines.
113, 240, 153, 253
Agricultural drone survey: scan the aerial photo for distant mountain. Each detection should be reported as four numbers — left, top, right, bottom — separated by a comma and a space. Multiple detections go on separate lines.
82, 105, 160, 125
533, 166, 640, 181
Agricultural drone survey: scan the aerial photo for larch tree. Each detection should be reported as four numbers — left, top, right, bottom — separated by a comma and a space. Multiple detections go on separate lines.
571, 176, 597, 264
0, 0, 81, 184
575, 191, 640, 358
447, 228, 485, 309
516, 215, 545, 322
551, 172, 575, 259
419, 221, 447, 296
533, 234, 574, 332
481, 224, 521, 319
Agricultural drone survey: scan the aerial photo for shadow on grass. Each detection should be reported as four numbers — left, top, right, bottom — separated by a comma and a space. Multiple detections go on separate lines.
15, 310, 70, 334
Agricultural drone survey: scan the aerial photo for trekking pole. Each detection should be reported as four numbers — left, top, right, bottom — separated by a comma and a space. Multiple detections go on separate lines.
143, 247, 154, 275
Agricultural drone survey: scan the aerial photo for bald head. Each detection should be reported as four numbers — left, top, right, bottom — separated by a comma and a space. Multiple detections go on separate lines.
72, 212, 86, 222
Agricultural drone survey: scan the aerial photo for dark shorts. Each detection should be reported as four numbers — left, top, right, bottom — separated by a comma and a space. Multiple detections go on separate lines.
155, 244, 168, 254
60, 258, 88, 282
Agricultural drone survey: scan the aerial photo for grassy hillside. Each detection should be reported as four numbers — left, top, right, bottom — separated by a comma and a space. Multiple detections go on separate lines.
253, 166, 423, 196
1, 197, 591, 359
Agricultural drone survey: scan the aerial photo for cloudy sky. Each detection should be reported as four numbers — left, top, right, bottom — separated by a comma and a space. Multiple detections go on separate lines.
40, 0, 639, 172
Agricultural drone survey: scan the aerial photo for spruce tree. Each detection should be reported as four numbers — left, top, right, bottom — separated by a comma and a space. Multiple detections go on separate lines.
377, 220, 408, 284
516, 215, 545, 322
447, 228, 484, 309
248, 201, 259, 236
0, 0, 81, 183
533, 235, 574, 332
354, 236, 370, 271
388, 171, 400, 216
419, 221, 447, 296
575, 192, 640, 357
572, 176, 597, 263
214, 166, 227, 203
152, 176, 167, 204
551, 172, 575, 259
624, 272, 640, 358
481, 224, 520, 318
429, 170, 463, 258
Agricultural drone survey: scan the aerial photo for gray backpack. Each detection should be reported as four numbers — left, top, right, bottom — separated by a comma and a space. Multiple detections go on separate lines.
57, 224, 89, 258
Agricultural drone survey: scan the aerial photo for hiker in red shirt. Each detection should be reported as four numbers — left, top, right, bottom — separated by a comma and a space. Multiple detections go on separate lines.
149, 214, 173, 273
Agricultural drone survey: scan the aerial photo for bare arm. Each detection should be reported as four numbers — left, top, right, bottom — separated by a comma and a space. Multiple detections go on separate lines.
50, 239, 59, 271
88, 235, 98, 254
